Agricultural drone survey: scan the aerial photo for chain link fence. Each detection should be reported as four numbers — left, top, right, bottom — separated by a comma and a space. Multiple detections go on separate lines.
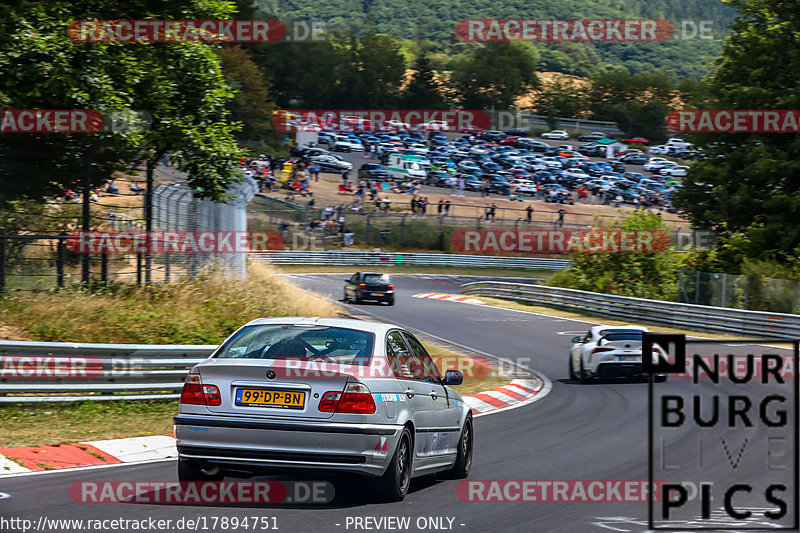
677, 268, 800, 314
0, 167, 259, 291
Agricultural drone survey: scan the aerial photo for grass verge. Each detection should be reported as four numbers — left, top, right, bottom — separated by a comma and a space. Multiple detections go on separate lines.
0, 262, 339, 344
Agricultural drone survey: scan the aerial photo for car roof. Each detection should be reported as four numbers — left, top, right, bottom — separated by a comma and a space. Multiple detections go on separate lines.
591, 325, 649, 334
243, 316, 396, 334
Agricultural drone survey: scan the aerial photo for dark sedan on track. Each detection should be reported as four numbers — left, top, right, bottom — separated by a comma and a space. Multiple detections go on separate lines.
344, 272, 395, 305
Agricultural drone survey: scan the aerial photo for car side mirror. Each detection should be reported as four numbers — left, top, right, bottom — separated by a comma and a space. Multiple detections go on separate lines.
571, 336, 581, 343
443, 370, 463, 386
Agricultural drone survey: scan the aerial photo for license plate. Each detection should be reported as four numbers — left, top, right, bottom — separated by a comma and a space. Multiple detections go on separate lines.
235, 388, 305, 409
618, 355, 639, 361
371, 293, 384, 296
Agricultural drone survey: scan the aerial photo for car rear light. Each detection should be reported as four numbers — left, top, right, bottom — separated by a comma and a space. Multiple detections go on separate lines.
318, 382, 376, 414
179, 374, 221, 406
591, 347, 614, 355
358, 283, 366, 289
387, 284, 394, 290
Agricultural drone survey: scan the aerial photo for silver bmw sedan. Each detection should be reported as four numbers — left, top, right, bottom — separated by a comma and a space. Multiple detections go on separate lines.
174, 317, 472, 501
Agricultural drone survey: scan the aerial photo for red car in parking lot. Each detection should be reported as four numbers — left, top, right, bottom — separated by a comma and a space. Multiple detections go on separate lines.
622, 136, 650, 145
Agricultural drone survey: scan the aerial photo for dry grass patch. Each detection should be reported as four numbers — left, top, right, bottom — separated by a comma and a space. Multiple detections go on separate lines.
0, 262, 338, 344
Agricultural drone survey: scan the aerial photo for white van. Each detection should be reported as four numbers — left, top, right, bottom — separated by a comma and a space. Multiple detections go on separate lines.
387, 153, 426, 181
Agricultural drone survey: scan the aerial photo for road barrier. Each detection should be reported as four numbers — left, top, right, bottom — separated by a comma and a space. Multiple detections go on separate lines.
461, 281, 800, 337
0, 341, 214, 403
251, 251, 573, 270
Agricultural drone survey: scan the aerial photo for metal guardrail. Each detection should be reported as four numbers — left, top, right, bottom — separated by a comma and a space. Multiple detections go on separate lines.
461, 282, 800, 337
513, 113, 624, 135
0, 341, 215, 402
250, 251, 573, 270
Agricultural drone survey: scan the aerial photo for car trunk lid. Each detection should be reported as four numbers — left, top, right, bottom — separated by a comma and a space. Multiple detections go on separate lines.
198, 359, 353, 419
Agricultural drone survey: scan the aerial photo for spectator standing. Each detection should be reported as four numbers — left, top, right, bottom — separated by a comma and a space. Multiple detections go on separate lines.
557, 206, 566, 227
481, 178, 489, 198
420, 197, 428, 215
485, 204, 492, 221
444, 199, 451, 216
526, 204, 533, 224
456, 176, 465, 197
489, 203, 497, 222
437, 199, 444, 215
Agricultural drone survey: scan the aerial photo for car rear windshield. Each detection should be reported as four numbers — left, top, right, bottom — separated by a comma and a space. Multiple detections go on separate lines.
363, 274, 390, 284
215, 325, 375, 365
600, 330, 644, 341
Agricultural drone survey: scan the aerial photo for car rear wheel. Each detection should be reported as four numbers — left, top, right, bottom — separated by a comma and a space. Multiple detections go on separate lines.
568, 356, 577, 381
386, 295, 395, 306
377, 428, 412, 502
441, 416, 472, 479
578, 358, 591, 384
178, 460, 224, 482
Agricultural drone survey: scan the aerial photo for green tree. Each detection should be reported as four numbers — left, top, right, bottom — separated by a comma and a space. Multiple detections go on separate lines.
549, 212, 681, 300
218, 45, 276, 141
449, 42, 539, 109
533, 77, 588, 118
0, 0, 243, 203
673, 0, 800, 259
608, 100, 671, 144
401, 51, 447, 109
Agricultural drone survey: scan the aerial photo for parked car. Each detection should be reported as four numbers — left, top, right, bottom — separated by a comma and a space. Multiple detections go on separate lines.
504, 128, 529, 137
578, 132, 608, 142
358, 163, 389, 180
662, 165, 689, 177
622, 136, 650, 145
515, 138, 550, 152
175, 317, 472, 502
619, 154, 648, 165
541, 130, 570, 140
310, 155, 353, 173
427, 170, 455, 187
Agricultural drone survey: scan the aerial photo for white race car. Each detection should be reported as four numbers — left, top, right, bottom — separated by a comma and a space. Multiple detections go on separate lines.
568, 325, 668, 383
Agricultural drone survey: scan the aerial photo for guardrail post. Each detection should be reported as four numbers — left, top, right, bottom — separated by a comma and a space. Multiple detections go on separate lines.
101, 253, 108, 285
56, 239, 65, 288
721, 273, 727, 307
136, 252, 143, 286
164, 252, 171, 283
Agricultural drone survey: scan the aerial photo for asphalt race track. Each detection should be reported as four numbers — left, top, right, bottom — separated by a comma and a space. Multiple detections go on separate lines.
0, 274, 796, 533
